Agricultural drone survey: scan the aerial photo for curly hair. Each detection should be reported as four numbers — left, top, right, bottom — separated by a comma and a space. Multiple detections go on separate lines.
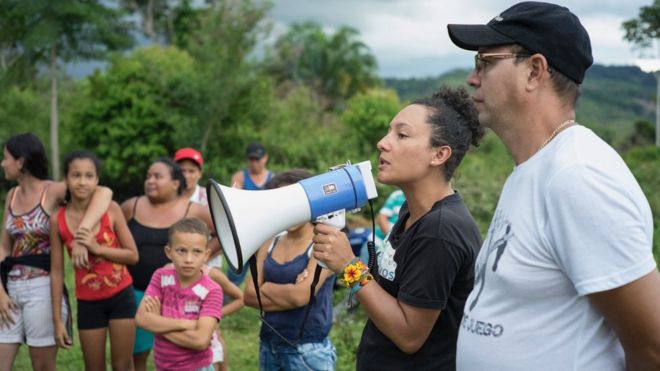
412, 86, 484, 180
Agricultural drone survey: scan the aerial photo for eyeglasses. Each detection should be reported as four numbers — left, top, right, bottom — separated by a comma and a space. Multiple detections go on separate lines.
474, 53, 531, 73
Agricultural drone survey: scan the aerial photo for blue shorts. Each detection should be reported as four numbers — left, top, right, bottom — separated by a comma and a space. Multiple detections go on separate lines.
259, 336, 336, 371
133, 289, 154, 354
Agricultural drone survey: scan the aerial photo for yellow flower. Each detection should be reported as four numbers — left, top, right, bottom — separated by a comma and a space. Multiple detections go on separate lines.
343, 264, 361, 286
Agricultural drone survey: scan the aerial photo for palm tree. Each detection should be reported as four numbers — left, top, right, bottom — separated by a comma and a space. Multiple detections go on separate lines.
267, 22, 380, 111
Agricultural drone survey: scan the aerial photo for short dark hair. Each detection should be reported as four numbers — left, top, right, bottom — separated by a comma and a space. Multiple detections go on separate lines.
168, 217, 210, 245
510, 44, 580, 106
3, 133, 49, 180
266, 169, 312, 189
412, 86, 484, 181
152, 157, 187, 195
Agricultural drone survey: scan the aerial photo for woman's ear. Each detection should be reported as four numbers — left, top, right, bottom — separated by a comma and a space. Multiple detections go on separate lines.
431, 145, 452, 167
17, 157, 25, 172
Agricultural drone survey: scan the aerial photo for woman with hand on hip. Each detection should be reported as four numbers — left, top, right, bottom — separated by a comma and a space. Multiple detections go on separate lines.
0, 133, 112, 371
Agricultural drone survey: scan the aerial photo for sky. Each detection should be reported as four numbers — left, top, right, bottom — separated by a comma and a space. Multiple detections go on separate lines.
267, 0, 657, 78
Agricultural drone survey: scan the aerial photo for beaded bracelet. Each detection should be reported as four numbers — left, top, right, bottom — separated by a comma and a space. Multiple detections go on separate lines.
339, 257, 369, 288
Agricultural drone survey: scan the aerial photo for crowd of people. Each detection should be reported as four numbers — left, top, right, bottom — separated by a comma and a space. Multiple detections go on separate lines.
1, 2, 660, 371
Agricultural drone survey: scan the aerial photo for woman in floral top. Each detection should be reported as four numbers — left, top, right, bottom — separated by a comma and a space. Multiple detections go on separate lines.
0, 133, 112, 371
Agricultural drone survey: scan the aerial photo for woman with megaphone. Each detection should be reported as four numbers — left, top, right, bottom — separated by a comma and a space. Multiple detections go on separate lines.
312, 86, 484, 371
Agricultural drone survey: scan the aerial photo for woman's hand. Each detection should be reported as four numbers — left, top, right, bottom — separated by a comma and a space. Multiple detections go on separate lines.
53, 321, 72, 349
295, 269, 308, 284
75, 228, 98, 253
312, 224, 355, 273
0, 291, 16, 329
70, 241, 90, 269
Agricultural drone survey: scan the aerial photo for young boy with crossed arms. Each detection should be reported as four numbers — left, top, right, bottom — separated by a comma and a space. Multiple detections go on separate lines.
135, 217, 222, 371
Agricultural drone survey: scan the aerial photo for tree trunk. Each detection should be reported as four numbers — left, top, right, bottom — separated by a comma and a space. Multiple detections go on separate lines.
145, 0, 157, 43
655, 72, 660, 147
656, 40, 660, 147
200, 120, 213, 153
50, 45, 60, 180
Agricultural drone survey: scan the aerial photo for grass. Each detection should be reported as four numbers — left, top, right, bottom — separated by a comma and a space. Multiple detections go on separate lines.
13, 262, 366, 370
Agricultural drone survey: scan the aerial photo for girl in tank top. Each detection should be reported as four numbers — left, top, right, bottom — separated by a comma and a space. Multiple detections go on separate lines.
50, 151, 138, 370
0, 133, 112, 371
243, 169, 337, 371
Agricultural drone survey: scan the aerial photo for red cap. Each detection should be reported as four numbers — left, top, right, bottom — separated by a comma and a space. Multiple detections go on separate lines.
174, 148, 203, 168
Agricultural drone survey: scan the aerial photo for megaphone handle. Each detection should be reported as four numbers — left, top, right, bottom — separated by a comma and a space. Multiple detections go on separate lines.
310, 242, 328, 269
312, 211, 346, 269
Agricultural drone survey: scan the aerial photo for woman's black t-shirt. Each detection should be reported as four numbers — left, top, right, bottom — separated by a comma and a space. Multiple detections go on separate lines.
356, 193, 482, 371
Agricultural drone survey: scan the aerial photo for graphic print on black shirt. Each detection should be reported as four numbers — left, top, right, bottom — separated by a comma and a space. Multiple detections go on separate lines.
356, 193, 482, 371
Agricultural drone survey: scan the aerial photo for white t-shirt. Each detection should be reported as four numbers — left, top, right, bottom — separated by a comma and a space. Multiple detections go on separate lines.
190, 184, 208, 207
457, 125, 656, 370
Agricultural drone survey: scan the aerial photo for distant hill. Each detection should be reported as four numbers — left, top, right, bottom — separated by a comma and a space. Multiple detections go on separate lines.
384, 64, 656, 141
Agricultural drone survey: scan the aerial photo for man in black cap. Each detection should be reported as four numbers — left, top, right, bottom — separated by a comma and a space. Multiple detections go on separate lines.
227, 142, 274, 286
447, 2, 660, 369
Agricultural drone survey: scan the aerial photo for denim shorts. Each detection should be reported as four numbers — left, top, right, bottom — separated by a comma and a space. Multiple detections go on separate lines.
259, 336, 336, 371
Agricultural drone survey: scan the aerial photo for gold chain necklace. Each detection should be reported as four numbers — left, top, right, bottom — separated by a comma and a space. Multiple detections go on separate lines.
537, 119, 575, 154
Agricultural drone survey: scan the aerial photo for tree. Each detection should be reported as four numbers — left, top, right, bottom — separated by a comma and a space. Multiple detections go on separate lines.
621, 119, 657, 150
0, 1, 133, 179
121, 0, 168, 42
262, 85, 356, 173
623, 146, 660, 261
68, 46, 202, 199
341, 88, 402, 158
266, 22, 380, 110
623, 0, 660, 146
184, 0, 273, 153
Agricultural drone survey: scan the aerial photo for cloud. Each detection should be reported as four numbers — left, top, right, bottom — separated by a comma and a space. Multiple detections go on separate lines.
267, 0, 653, 77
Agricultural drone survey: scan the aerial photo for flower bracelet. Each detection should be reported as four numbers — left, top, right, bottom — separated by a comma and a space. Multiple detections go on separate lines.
339, 257, 370, 288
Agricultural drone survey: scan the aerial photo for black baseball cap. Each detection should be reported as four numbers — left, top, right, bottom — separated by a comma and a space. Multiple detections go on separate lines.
246, 142, 266, 159
447, 1, 593, 84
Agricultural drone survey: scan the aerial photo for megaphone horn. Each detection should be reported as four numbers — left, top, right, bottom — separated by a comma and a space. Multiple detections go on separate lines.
207, 161, 378, 273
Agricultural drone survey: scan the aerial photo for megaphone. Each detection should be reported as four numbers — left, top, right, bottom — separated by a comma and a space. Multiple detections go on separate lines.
207, 161, 378, 273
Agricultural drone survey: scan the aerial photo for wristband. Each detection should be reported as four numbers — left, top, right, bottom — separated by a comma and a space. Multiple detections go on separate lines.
350, 273, 374, 295
348, 272, 373, 307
